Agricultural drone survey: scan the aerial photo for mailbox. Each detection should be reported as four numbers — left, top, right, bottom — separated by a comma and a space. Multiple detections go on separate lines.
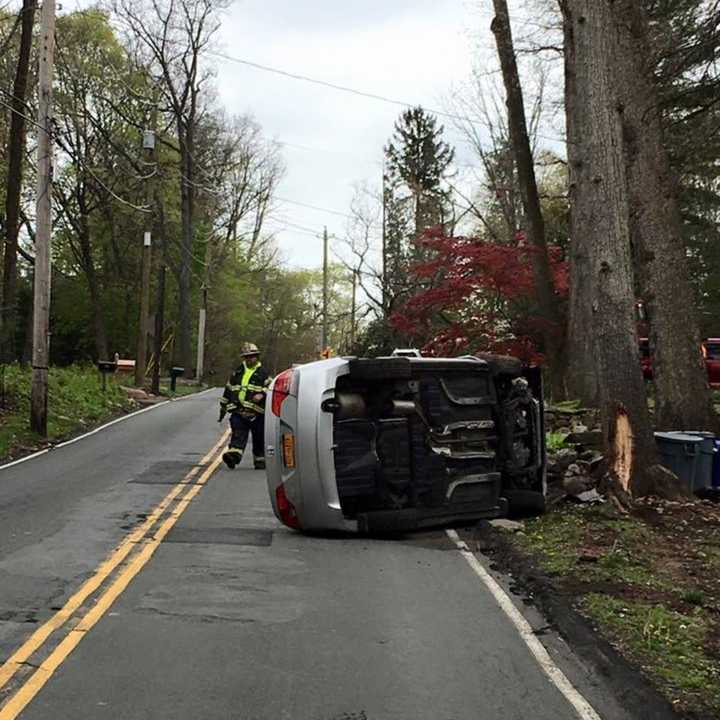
97, 360, 118, 390
170, 366, 185, 392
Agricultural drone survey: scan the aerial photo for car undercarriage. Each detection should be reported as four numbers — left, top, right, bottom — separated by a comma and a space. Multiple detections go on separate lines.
323, 356, 546, 533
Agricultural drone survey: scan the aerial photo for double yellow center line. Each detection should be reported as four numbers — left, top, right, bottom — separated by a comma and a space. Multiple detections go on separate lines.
0, 430, 230, 720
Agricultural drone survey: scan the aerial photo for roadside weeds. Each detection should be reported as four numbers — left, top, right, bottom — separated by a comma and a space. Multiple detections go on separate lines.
0, 364, 207, 463
477, 501, 720, 719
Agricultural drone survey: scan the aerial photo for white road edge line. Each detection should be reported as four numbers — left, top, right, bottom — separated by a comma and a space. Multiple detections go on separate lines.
0, 387, 218, 472
445, 529, 602, 720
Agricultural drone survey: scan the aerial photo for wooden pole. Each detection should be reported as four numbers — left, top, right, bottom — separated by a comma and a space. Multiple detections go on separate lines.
151, 264, 166, 395
350, 269, 357, 349
135, 128, 155, 386
30, 0, 56, 436
322, 226, 329, 352
196, 285, 207, 382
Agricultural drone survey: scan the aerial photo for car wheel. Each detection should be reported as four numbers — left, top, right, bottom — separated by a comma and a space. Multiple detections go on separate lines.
473, 353, 523, 378
503, 488, 546, 516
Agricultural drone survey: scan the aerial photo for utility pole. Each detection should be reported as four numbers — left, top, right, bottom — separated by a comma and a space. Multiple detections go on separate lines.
196, 284, 208, 383
135, 127, 156, 386
30, 0, 56, 436
350, 269, 357, 350
151, 264, 166, 396
322, 226, 329, 352
381, 161, 388, 313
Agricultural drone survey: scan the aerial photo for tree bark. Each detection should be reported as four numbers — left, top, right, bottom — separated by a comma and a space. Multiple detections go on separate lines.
564, 0, 662, 497
560, 1, 598, 405
610, 1, 717, 432
2, 0, 36, 362
491, 0, 565, 399
78, 212, 109, 360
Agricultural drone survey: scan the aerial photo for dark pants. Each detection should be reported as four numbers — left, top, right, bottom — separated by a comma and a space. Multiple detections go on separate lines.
229, 413, 264, 460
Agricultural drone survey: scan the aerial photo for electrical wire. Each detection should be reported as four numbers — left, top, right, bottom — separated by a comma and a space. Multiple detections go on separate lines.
208, 50, 567, 145
275, 195, 354, 220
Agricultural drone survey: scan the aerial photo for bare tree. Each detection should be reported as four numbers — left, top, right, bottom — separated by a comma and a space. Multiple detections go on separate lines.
491, 0, 565, 398
113, 0, 229, 376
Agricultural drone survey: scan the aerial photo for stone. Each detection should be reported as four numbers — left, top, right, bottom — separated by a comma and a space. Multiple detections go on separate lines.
547, 448, 578, 476
489, 519, 525, 533
564, 474, 595, 497
575, 489, 604, 504
566, 430, 603, 449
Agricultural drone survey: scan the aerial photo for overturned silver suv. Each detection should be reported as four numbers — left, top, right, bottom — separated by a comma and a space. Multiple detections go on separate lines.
265, 355, 546, 533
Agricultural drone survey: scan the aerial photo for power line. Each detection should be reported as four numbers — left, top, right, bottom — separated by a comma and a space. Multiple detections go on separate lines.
0, 95, 51, 135
273, 219, 324, 235
209, 51, 473, 125
208, 50, 567, 145
275, 195, 355, 220
276, 139, 373, 162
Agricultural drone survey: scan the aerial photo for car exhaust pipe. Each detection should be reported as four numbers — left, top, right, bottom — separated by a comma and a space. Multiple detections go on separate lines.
324, 393, 367, 420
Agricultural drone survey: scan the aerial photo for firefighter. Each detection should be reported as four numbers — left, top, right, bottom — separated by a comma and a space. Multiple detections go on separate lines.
218, 343, 271, 470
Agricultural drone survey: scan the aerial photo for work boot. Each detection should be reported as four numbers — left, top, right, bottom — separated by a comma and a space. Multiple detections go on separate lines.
223, 451, 241, 469
253, 456, 266, 470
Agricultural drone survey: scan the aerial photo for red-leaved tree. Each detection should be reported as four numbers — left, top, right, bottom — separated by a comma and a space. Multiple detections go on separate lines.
390, 228, 568, 364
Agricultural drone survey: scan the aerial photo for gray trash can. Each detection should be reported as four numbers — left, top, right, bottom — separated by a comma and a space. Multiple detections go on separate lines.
654, 432, 712, 492
665, 431, 715, 491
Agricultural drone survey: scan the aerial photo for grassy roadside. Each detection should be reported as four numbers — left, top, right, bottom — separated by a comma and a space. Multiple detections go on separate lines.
508, 502, 720, 718
0, 364, 205, 461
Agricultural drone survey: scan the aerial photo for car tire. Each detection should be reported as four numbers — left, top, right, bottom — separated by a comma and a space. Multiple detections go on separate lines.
348, 358, 412, 380
473, 353, 523, 378
503, 488, 546, 516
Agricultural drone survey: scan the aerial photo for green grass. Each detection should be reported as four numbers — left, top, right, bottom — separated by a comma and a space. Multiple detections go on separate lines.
515, 508, 587, 574
0, 364, 133, 459
517, 506, 673, 588
550, 399, 584, 413
582, 595, 720, 711
158, 381, 205, 398
546, 432, 570, 452
512, 506, 720, 716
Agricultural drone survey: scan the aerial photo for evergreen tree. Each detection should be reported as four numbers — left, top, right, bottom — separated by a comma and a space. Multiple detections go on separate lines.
384, 107, 454, 244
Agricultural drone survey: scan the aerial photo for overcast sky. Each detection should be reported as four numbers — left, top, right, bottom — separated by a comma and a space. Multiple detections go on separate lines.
212, 0, 490, 269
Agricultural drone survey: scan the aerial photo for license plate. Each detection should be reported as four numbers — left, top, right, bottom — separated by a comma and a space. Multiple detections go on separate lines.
282, 433, 296, 468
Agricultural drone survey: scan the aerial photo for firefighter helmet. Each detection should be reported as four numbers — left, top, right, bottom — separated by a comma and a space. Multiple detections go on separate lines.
240, 342, 260, 357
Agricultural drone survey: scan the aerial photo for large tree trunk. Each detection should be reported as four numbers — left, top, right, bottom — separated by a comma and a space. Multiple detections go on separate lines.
178, 122, 194, 376
78, 214, 108, 360
560, 1, 598, 405
610, 2, 717, 433
491, 0, 565, 399
564, 0, 665, 498
2, 0, 36, 362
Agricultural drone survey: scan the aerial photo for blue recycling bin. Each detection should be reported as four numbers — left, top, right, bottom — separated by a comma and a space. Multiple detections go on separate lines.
654, 432, 714, 492
714, 440, 720, 488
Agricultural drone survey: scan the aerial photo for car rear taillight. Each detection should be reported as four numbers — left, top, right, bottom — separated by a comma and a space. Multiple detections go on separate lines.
275, 484, 301, 529
271, 369, 293, 416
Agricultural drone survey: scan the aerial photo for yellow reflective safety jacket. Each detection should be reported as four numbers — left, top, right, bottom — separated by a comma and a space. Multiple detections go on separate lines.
219, 363, 271, 416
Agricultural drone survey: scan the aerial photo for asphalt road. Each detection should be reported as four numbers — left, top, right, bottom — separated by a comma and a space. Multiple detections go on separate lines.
0, 390, 642, 720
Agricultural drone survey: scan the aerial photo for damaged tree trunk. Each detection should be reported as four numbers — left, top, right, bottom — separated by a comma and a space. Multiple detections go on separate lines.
491, 0, 565, 400
563, 0, 670, 499
610, 1, 717, 433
